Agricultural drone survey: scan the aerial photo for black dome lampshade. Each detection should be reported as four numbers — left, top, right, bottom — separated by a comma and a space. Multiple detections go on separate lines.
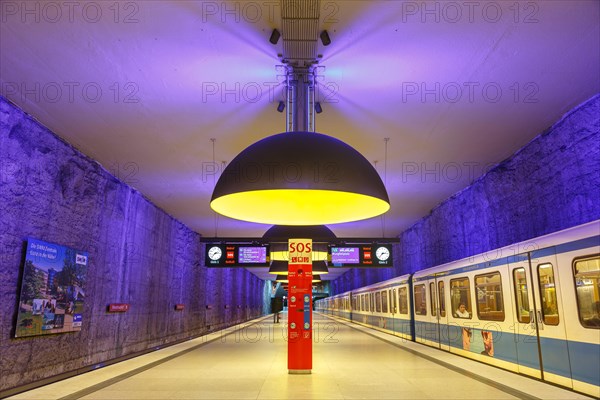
312, 261, 329, 275
276, 274, 321, 283
263, 225, 336, 262
268, 260, 329, 275
262, 225, 337, 241
210, 132, 390, 225
269, 260, 288, 275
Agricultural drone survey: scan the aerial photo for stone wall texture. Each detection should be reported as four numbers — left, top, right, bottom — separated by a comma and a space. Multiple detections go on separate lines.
332, 94, 600, 295
0, 96, 266, 393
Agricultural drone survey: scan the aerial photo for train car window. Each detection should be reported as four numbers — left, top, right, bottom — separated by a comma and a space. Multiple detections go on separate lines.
399, 287, 409, 314
371, 293, 376, 312
573, 255, 600, 329
414, 284, 427, 315
438, 281, 446, 317
382, 291, 389, 313
475, 272, 505, 321
450, 278, 472, 318
513, 268, 531, 323
538, 263, 560, 326
361, 294, 366, 311
375, 292, 382, 313
430, 282, 437, 316
392, 288, 398, 313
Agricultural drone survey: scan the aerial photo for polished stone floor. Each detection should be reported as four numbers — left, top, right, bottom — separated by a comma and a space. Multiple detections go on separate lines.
7, 313, 590, 400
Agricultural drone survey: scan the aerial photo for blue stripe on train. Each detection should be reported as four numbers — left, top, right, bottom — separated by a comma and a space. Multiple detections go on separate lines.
568, 339, 600, 386
413, 235, 600, 281
414, 321, 600, 386
335, 314, 599, 387
531, 236, 600, 259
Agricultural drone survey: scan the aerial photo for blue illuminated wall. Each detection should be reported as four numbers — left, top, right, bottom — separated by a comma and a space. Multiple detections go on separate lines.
0, 96, 265, 394
331, 94, 600, 294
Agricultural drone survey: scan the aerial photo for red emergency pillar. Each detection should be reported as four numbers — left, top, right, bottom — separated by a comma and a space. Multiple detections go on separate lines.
287, 238, 313, 374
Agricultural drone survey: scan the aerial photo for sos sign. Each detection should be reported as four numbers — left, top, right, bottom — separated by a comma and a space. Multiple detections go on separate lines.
288, 239, 312, 265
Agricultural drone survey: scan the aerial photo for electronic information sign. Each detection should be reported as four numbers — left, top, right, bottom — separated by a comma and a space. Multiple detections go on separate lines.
330, 244, 392, 267
205, 244, 269, 267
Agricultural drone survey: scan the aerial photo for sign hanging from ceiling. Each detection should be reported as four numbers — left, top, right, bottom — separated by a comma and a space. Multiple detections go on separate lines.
205, 244, 270, 267
329, 244, 392, 267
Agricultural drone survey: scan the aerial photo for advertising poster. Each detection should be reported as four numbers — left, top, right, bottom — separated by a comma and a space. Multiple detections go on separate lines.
15, 238, 88, 338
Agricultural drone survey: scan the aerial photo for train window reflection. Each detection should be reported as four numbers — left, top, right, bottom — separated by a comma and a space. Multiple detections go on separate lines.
513, 268, 531, 323
382, 291, 388, 313
573, 255, 600, 329
475, 272, 505, 321
399, 287, 409, 314
451, 278, 472, 318
438, 281, 446, 317
538, 263, 559, 325
414, 284, 427, 315
430, 282, 437, 316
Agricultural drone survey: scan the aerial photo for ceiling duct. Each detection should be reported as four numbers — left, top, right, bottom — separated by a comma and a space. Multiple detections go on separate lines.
280, 0, 320, 67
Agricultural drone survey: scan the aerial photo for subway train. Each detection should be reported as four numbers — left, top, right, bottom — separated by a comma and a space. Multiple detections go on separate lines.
315, 220, 600, 397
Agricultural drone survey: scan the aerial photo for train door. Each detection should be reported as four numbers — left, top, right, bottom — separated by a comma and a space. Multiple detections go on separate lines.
529, 248, 573, 389
398, 285, 411, 339
425, 278, 440, 346
509, 257, 541, 378
436, 277, 450, 351
391, 288, 398, 336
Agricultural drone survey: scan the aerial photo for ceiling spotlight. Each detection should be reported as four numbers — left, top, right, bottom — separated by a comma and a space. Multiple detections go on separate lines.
269, 29, 281, 45
277, 101, 285, 113
315, 102, 322, 114
210, 132, 390, 225
320, 30, 331, 46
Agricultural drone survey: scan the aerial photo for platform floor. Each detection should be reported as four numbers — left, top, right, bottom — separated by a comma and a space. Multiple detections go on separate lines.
7, 312, 592, 400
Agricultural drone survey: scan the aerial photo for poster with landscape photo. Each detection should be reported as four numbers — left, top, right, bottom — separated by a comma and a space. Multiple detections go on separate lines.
15, 238, 88, 338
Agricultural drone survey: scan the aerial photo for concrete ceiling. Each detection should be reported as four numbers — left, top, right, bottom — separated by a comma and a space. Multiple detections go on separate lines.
1, 1, 599, 281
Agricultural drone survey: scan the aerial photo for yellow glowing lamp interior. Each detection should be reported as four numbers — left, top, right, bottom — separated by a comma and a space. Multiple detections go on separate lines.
211, 189, 390, 225
270, 250, 328, 262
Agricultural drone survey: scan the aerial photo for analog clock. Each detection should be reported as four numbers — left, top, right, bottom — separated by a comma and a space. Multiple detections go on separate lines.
375, 246, 390, 261
208, 246, 223, 261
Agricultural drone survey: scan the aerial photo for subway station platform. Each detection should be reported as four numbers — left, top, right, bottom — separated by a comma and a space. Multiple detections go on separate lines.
6, 313, 591, 400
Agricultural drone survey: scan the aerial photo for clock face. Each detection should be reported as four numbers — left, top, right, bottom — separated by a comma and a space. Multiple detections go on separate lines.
375, 246, 390, 261
208, 246, 223, 261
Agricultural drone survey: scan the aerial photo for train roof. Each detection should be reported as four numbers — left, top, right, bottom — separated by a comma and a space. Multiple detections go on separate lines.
413, 219, 599, 280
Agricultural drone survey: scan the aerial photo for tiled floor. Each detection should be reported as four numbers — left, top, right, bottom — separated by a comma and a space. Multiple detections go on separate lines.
7, 313, 591, 400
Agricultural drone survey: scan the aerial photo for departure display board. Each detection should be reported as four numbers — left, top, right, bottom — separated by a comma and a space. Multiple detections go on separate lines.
330, 244, 392, 267
238, 246, 267, 264
205, 244, 269, 267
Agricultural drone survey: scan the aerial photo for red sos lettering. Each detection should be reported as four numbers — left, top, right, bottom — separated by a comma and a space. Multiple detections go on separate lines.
289, 242, 312, 253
